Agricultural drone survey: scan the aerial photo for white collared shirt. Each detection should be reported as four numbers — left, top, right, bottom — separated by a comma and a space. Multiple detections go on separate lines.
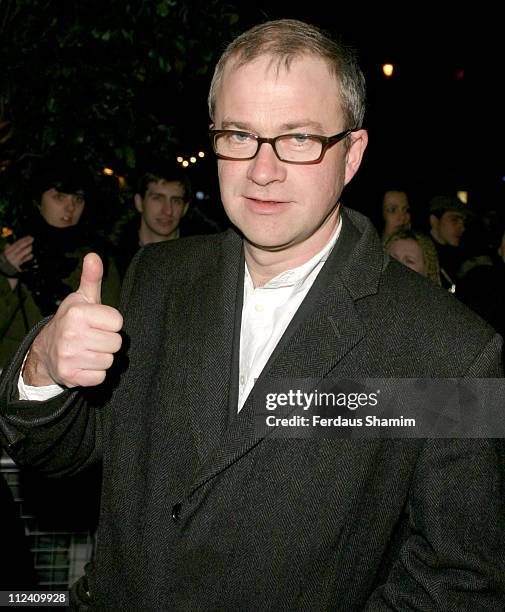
238, 219, 341, 411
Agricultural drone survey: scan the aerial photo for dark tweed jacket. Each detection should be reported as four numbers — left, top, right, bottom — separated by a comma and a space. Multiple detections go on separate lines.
1, 208, 504, 611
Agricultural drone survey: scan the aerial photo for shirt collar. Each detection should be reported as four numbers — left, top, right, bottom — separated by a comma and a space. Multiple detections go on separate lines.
244, 215, 342, 292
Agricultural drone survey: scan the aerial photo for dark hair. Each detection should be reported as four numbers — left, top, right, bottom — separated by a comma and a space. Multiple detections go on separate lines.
30, 158, 95, 202
136, 163, 192, 202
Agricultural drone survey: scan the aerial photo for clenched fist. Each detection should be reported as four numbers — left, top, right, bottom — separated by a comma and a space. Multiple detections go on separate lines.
23, 253, 123, 388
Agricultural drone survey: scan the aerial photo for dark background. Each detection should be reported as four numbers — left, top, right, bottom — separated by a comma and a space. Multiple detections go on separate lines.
1, 1, 502, 230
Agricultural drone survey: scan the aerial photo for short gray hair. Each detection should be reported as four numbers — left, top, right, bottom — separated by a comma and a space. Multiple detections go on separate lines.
208, 19, 366, 130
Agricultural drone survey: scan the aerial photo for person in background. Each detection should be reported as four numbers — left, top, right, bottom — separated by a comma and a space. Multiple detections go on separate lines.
0, 158, 120, 369
458, 222, 505, 339
114, 163, 220, 278
385, 228, 441, 285
428, 194, 469, 292
380, 189, 411, 242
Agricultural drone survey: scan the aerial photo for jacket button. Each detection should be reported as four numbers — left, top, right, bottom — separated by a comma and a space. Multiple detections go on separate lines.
172, 503, 182, 522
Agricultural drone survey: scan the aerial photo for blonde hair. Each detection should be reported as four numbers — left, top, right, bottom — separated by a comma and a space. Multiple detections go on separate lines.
385, 229, 441, 285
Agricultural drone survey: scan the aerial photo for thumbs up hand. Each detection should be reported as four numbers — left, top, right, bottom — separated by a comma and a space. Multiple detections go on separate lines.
23, 253, 124, 388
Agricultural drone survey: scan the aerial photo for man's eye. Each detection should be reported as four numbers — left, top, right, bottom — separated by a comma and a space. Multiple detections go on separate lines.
285, 134, 315, 148
229, 132, 252, 143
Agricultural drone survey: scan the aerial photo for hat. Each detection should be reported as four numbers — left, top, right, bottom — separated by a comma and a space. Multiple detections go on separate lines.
429, 195, 470, 216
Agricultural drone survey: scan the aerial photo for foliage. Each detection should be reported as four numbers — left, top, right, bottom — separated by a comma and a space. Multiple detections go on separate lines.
0, 0, 240, 221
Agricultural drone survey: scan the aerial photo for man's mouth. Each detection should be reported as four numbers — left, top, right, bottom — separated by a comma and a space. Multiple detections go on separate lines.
245, 196, 288, 206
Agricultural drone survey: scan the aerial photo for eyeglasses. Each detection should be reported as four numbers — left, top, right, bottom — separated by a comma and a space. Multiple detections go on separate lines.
209, 128, 357, 165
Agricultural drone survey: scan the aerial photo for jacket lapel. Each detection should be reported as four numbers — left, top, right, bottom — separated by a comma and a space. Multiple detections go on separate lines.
189, 208, 386, 494
183, 230, 244, 465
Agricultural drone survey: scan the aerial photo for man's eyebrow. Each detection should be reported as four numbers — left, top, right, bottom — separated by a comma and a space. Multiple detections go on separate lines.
278, 120, 325, 132
220, 120, 253, 131
219, 119, 326, 133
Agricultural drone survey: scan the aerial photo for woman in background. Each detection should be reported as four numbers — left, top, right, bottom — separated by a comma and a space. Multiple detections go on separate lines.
381, 189, 411, 243
385, 228, 441, 285
0, 159, 120, 369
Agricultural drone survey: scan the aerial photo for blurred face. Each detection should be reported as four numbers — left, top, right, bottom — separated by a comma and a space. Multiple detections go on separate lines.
39, 188, 85, 228
388, 238, 426, 276
430, 211, 465, 246
212, 54, 367, 263
382, 191, 410, 239
135, 180, 189, 243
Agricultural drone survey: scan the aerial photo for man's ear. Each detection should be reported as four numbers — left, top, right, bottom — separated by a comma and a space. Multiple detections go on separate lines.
181, 201, 190, 218
429, 214, 438, 231
344, 129, 368, 185
134, 194, 143, 213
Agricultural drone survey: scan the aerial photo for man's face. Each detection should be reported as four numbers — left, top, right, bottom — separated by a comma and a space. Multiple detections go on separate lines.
40, 188, 85, 228
212, 54, 367, 260
430, 211, 466, 247
135, 180, 189, 241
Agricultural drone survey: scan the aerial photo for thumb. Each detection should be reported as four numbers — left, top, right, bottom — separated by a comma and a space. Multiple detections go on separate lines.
77, 253, 103, 304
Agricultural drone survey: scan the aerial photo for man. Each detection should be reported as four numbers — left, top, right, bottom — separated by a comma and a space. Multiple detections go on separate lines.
0, 20, 504, 611
428, 194, 468, 291
115, 164, 220, 278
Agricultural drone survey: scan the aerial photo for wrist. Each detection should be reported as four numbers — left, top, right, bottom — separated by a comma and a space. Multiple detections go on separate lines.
22, 338, 55, 387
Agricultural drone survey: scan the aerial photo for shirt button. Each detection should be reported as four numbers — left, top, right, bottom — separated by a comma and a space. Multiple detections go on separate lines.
172, 503, 182, 523
255, 304, 264, 312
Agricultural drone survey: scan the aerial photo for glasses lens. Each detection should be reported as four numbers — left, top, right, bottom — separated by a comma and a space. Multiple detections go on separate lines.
276, 135, 323, 162
214, 131, 257, 159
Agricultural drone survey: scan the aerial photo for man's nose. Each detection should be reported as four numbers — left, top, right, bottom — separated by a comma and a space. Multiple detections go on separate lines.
162, 199, 174, 215
247, 142, 287, 185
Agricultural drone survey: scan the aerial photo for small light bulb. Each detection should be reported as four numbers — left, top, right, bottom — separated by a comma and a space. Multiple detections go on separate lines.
382, 64, 394, 78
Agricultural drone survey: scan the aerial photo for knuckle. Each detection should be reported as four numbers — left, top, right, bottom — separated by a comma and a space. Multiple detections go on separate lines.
65, 304, 85, 323
113, 334, 123, 353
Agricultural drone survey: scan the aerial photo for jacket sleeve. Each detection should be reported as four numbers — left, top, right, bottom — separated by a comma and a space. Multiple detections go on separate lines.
0, 317, 101, 477
364, 336, 505, 611
0, 250, 141, 478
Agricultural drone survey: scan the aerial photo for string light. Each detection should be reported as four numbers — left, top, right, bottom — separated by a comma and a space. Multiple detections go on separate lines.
103, 167, 114, 176
382, 63, 394, 78
175, 150, 207, 167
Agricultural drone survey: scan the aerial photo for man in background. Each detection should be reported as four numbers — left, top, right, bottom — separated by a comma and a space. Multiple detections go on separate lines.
428, 194, 469, 291
115, 163, 219, 278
